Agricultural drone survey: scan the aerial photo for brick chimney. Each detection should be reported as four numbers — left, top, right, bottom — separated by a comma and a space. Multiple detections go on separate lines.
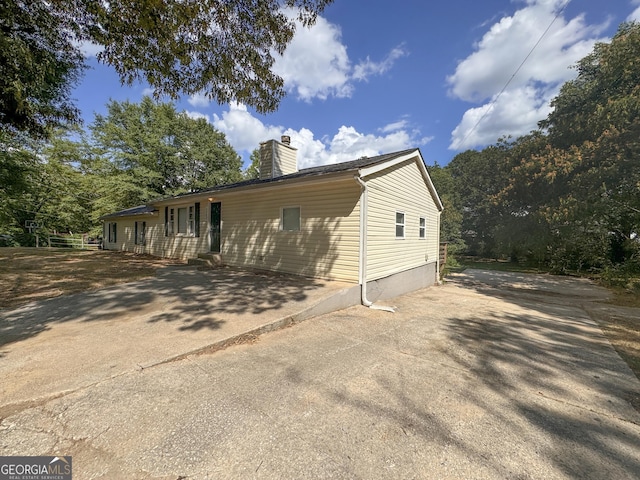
259, 136, 298, 180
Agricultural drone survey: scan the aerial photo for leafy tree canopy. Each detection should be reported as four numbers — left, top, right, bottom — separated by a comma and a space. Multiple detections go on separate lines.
89, 97, 243, 204
1, 0, 332, 138
444, 22, 640, 278
0, 0, 85, 139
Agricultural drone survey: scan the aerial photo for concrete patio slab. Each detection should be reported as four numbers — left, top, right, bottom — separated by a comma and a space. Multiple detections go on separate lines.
0, 266, 357, 410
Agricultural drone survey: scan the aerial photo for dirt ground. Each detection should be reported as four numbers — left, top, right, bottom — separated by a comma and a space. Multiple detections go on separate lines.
0, 247, 184, 309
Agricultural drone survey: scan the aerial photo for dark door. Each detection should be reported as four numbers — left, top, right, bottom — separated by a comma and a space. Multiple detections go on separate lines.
210, 202, 221, 253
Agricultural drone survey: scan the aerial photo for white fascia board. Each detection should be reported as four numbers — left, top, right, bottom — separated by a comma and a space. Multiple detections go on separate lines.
358, 149, 444, 212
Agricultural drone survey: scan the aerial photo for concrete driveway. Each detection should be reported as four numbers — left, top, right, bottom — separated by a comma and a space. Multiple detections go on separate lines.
1, 268, 639, 479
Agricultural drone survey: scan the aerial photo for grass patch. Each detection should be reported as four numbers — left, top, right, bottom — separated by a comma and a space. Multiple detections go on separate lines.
0, 247, 184, 309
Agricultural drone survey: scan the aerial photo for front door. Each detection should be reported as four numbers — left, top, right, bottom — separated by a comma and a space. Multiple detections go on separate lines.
210, 202, 221, 253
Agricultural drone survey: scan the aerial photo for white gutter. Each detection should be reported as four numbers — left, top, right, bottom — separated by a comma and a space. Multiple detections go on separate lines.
353, 175, 395, 313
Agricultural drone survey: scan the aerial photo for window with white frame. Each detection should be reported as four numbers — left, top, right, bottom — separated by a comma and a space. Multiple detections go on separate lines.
281, 206, 301, 231
167, 203, 200, 236
167, 208, 175, 235
108, 222, 117, 243
177, 207, 188, 234
419, 216, 426, 239
135, 221, 146, 245
395, 211, 405, 238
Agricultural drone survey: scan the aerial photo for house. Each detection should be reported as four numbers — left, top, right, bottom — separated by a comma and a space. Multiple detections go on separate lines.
101, 137, 444, 304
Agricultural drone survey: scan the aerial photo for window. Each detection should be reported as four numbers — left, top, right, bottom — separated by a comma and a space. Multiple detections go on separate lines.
395, 212, 405, 238
177, 207, 188, 234
167, 203, 200, 236
166, 207, 175, 235
419, 217, 426, 239
281, 206, 301, 231
108, 222, 117, 243
135, 221, 146, 245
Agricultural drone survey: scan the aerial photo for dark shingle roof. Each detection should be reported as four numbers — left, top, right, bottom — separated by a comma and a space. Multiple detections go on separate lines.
100, 204, 157, 220
197, 148, 419, 195
103, 148, 421, 217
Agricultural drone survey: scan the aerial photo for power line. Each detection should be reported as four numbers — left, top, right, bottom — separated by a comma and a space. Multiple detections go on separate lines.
457, 2, 568, 149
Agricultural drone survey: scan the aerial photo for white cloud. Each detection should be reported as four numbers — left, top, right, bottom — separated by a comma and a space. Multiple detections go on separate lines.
379, 119, 409, 134
628, 1, 640, 22
212, 102, 282, 152
75, 40, 103, 58
352, 46, 409, 81
273, 13, 407, 101
449, 86, 557, 150
184, 110, 211, 122
447, 0, 609, 150
211, 103, 428, 169
187, 92, 211, 108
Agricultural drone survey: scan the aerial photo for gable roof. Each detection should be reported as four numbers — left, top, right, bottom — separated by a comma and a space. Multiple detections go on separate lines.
197, 148, 420, 194
102, 148, 443, 218
100, 204, 157, 219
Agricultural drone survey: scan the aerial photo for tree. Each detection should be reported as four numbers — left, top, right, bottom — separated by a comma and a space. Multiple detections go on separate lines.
0, 0, 85, 139
541, 22, 640, 149
0, 128, 93, 240
89, 97, 243, 202
1, 0, 333, 140
68, 0, 333, 112
446, 144, 512, 257
540, 23, 640, 272
244, 148, 261, 179
427, 163, 464, 253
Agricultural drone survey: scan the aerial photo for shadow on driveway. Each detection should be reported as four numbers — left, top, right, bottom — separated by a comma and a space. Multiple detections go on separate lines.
0, 266, 324, 349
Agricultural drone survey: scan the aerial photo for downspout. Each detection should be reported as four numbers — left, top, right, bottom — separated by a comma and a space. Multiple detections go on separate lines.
353, 175, 395, 313
436, 210, 442, 283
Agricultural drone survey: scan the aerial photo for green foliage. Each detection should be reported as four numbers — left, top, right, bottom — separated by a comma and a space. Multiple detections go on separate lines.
0, 128, 92, 238
446, 144, 512, 257
445, 22, 640, 282
427, 163, 464, 253
0, 0, 85, 139
71, 0, 333, 113
1, 99, 244, 240
1, 0, 332, 139
244, 149, 261, 180
89, 97, 242, 200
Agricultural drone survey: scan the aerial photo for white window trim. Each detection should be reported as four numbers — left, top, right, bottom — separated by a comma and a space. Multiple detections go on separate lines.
419, 216, 426, 239
108, 222, 117, 243
168, 208, 175, 235
135, 221, 146, 245
395, 211, 405, 239
280, 206, 301, 232
170, 204, 197, 236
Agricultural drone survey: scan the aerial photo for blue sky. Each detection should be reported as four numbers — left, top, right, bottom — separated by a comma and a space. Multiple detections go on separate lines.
73, 0, 640, 169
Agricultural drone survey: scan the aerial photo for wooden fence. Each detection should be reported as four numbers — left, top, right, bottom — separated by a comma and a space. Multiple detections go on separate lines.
47, 234, 101, 250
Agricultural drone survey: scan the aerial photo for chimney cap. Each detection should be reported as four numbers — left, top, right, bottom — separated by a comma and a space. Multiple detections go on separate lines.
280, 135, 291, 145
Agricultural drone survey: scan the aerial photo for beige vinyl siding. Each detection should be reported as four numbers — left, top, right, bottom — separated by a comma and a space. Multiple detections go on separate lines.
259, 140, 298, 179
365, 159, 440, 281
221, 178, 361, 282
102, 202, 210, 259
103, 218, 152, 254
159, 200, 209, 259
